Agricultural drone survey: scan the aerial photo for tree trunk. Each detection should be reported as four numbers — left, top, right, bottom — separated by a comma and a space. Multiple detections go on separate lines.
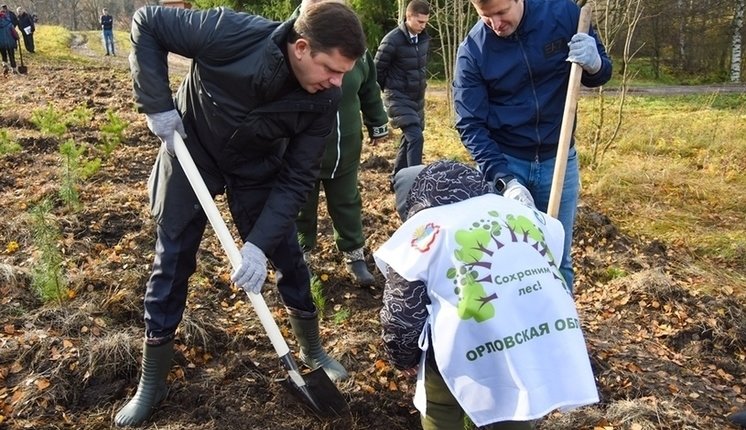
731, 0, 744, 82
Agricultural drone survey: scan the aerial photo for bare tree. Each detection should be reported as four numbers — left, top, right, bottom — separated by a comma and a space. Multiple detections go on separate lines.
731, 0, 744, 82
429, 0, 473, 119
588, 0, 644, 167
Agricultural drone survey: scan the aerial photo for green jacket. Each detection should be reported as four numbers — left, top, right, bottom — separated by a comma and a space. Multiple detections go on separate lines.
322, 49, 388, 178
289, 6, 387, 179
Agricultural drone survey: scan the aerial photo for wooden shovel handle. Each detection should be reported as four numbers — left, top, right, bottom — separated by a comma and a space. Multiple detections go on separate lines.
546, 3, 593, 218
172, 134, 292, 358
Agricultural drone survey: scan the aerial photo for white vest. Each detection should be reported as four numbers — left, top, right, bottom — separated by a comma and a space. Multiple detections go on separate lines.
374, 194, 598, 426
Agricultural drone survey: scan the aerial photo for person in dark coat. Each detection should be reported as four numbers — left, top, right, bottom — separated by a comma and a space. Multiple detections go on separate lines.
0, 7, 18, 74
0, 4, 16, 26
115, 3, 366, 427
16, 7, 34, 53
374, 0, 430, 177
292, 0, 389, 287
100, 8, 114, 55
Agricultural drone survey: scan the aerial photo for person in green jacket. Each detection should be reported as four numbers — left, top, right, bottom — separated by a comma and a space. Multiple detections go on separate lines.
293, 0, 389, 287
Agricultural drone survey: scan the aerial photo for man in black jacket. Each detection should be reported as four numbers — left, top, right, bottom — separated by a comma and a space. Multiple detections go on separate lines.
115, 3, 366, 427
374, 0, 430, 177
16, 7, 34, 53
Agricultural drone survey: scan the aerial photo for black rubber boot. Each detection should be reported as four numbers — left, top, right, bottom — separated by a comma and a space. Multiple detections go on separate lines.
343, 248, 375, 287
288, 309, 348, 382
114, 340, 174, 427
729, 408, 746, 427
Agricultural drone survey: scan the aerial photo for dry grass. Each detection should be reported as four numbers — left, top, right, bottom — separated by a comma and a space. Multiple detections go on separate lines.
421, 85, 746, 298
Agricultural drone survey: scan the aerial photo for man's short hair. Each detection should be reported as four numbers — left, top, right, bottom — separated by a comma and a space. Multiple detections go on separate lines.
293, 2, 366, 60
407, 0, 430, 15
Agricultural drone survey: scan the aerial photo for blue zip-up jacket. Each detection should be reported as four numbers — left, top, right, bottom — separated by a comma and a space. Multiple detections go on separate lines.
453, 0, 611, 183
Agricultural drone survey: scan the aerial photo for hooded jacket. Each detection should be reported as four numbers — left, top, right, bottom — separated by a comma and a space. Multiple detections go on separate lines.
453, 0, 612, 183
130, 6, 341, 254
374, 21, 430, 129
380, 161, 493, 369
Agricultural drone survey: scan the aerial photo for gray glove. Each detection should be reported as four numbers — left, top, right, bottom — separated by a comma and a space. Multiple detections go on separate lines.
145, 109, 186, 156
503, 179, 536, 209
567, 33, 601, 74
231, 241, 268, 295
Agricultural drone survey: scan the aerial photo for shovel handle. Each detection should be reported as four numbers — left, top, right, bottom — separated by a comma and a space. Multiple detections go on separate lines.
547, 3, 592, 218
172, 134, 291, 358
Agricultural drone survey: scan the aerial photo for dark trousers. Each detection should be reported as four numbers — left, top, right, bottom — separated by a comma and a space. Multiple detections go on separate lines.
22, 34, 34, 53
296, 167, 365, 253
0, 48, 16, 68
143, 205, 315, 340
392, 123, 424, 175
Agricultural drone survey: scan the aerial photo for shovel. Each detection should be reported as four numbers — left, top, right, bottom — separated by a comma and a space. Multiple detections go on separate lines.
547, 2, 592, 218
172, 133, 349, 418
17, 46, 28, 75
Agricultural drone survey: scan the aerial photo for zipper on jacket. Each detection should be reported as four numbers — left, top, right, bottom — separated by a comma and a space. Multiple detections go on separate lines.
517, 36, 543, 157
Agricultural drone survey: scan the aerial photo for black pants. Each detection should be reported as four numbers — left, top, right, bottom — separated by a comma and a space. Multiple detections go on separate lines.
143, 206, 315, 340
22, 34, 34, 53
0, 48, 16, 68
392, 123, 424, 175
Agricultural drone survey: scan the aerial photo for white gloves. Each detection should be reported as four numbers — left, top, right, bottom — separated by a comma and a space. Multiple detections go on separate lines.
567, 33, 601, 74
145, 109, 186, 156
503, 179, 536, 209
231, 241, 268, 295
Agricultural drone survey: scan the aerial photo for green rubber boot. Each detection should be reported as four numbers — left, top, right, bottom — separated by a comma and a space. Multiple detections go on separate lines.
114, 340, 174, 427
288, 309, 349, 382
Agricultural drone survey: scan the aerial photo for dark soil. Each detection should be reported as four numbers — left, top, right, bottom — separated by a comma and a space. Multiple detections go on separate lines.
0, 48, 744, 430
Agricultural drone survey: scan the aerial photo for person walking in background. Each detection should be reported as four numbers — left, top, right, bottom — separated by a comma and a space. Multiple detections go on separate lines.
293, 0, 389, 287
115, 2, 365, 426
0, 6, 18, 74
453, 0, 612, 291
16, 7, 34, 53
101, 8, 114, 56
374, 0, 430, 178
376, 160, 598, 429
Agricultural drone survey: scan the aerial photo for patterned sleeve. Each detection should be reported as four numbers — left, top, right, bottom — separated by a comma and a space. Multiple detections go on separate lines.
380, 267, 429, 370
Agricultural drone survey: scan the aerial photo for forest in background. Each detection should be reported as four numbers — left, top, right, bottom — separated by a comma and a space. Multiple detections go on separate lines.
14, 0, 746, 84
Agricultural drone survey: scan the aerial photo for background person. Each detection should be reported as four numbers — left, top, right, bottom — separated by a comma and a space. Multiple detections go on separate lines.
293, 0, 389, 287
101, 7, 114, 55
376, 160, 598, 430
374, 0, 430, 179
115, 3, 365, 426
453, 0, 612, 291
16, 6, 33, 53
0, 6, 18, 74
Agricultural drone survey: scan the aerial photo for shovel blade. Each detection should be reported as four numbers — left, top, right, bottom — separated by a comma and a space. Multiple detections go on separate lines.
18, 66, 28, 74
283, 367, 349, 418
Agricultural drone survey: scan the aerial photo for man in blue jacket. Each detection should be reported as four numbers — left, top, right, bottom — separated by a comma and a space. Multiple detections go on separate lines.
116, 3, 365, 427
100, 8, 114, 55
453, 0, 612, 291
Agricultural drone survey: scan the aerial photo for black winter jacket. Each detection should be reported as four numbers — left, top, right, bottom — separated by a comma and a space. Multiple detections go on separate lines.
374, 22, 429, 129
130, 6, 341, 254
17, 12, 33, 34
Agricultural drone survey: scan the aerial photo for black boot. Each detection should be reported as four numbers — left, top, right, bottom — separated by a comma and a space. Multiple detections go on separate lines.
343, 248, 375, 287
288, 309, 348, 382
729, 408, 746, 427
114, 340, 174, 427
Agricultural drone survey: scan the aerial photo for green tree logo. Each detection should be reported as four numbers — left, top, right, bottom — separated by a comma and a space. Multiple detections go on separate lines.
445, 210, 569, 323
